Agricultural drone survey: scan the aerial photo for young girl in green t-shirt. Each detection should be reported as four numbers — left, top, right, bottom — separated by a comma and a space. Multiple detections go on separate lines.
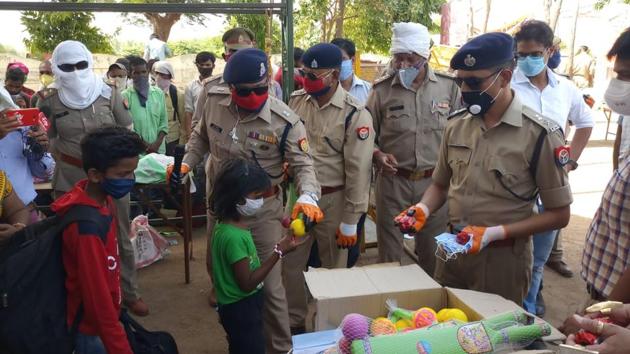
208, 158, 301, 354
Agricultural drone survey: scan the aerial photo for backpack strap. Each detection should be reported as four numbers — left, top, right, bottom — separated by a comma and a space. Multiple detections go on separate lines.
169, 84, 179, 122
60, 205, 112, 244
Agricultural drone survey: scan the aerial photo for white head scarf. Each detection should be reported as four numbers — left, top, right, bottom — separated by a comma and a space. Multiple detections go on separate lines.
390, 22, 431, 58
51, 40, 111, 110
0, 86, 18, 111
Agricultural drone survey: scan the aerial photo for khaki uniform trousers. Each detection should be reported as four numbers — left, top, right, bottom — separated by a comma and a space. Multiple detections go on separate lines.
54, 191, 138, 301
375, 173, 447, 276
206, 193, 291, 354
283, 190, 347, 328
434, 237, 533, 305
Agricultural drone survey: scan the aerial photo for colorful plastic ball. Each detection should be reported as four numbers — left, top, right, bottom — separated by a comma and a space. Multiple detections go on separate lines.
437, 308, 469, 323
413, 308, 438, 328
370, 317, 397, 336
337, 336, 351, 354
290, 218, 306, 237
341, 313, 370, 340
394, 319, 413, 331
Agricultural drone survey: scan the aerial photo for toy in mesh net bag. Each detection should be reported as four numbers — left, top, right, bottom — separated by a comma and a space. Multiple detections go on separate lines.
350, 310, 551, 354
386, 299, 438, 330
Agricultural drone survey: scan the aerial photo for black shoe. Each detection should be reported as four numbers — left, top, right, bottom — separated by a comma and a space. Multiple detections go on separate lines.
291, 326, 306, 336
546, 260, 574, 278
535, 291, 546, 317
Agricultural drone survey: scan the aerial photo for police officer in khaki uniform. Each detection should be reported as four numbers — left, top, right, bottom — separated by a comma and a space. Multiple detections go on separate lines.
283, 44, 374, 332
39, 40, 149, 316
397, 33, 573, 305
367, 23, 460, 275
181, 48, 322, 354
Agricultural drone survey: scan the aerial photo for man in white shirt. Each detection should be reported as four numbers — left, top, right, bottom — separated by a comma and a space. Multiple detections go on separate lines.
184, 51, 216, 135
331, 38, 372, 104
512, 20, 594, 316
614, 116, 630, 170
143, 33, 172, 62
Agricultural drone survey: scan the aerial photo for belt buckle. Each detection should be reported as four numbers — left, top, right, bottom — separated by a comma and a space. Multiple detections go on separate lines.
409, 170, 424, 181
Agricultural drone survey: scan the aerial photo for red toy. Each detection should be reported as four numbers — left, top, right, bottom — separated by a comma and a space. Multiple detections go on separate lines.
456, 231, 471, 245
395, 209, 418, 233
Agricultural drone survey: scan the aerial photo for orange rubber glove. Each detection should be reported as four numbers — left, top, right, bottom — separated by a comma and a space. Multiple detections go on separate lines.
336, 222, 357, 249
394, 202, 429, 234
461, 225, 507, 254
291, 193, 324, 224
166, 162, 190, 188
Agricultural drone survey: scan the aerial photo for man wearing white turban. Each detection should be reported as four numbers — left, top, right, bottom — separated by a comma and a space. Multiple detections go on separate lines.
38, 40, 149, 316
366, 23, 462, 275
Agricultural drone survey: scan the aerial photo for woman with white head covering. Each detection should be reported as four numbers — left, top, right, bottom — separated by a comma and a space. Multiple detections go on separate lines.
38, 40, 149, 317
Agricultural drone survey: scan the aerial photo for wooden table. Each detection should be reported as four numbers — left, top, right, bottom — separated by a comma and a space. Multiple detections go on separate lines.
133, 178, 194, 283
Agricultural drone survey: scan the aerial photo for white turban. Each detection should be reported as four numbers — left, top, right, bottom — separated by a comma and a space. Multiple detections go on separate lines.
390, 22, 431, 58
154, 61, 175, 79
52, 40, 110, 110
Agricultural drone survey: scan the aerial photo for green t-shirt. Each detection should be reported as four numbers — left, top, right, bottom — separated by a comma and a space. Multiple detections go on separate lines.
212, 222, 262, 305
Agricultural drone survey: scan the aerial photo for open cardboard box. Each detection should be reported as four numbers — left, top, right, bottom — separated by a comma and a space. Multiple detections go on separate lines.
303, 263, 564, 347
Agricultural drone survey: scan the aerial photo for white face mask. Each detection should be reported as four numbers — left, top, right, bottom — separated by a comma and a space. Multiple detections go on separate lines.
605, 78, 630, 115
236, 197, 264, 216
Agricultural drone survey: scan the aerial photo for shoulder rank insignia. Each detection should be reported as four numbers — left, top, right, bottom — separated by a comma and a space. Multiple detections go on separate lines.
554, 145, 571, 166
298, 138, 309, 153
248, 131, 277, 145
357, 126, 370, 140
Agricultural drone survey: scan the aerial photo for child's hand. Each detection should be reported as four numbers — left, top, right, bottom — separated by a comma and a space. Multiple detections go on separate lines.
277, 229, 308, 255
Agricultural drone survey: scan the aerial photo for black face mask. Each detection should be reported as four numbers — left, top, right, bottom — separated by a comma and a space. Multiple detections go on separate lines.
198, 67, 213, 78
460, 72, 503, 116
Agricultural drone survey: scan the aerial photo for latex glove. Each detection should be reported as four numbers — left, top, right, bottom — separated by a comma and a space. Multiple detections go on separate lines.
292, 193, 324, 224
336, 222, 357, 249
460, 225, 506, 254
394, 202, 429, 234
166, 162, 190, 191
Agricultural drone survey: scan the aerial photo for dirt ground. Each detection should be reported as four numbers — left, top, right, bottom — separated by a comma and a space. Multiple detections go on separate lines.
135, 139, 613, 354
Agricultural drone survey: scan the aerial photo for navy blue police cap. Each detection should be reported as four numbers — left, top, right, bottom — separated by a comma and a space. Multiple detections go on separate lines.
223, 48, 268, 84
451, 32, 516, 71
303, 43, 342, 69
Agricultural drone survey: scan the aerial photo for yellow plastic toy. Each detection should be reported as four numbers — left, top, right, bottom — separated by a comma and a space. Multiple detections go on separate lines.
394, 319, 413, 331
436, 308, 468, 323
290, 218, 306, 237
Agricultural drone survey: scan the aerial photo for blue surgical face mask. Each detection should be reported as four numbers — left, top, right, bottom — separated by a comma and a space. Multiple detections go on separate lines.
340, 59, 353, 81
517, 56, 546, 77
101, 178, 135, 199
547, 50, 561, 70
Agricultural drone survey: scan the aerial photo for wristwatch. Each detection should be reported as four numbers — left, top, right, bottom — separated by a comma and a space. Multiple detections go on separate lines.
567, 159, 578, 170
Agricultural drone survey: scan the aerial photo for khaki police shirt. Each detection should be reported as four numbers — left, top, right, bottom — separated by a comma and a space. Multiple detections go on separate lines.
38, 82, 132, 192
432, 93, 573, 227
289, 84, 375, 225
183, 86, 320, 197
367, 67, 461, 171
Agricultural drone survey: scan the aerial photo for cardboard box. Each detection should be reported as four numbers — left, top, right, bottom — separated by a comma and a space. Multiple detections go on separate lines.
304, 263, 564, 342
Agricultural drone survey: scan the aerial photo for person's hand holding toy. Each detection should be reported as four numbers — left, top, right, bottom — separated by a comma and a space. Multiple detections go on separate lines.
291, 193, 324, 225
458, 225, 506, 254
394, 202, 429, 234
565, 314, 630, 354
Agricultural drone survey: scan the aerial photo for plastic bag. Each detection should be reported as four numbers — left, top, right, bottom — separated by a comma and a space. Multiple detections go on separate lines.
130, 215, 170, 269
134, 153, 173, 184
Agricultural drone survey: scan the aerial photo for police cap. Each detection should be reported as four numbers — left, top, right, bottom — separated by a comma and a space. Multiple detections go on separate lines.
223, 48, 268, 85
302, 43, 342, 69
451, 32, 515, 71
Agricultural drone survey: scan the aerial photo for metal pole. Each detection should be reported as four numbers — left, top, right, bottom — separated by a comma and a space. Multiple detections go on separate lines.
282, 0, 294, 102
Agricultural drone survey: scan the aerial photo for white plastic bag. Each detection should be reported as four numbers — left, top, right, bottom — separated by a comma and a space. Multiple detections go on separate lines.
130, 215, 170, 269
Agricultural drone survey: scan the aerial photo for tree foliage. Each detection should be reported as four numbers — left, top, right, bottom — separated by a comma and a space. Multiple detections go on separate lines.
227, 0, 282, 53
595, 0, 630, 10
295, 0, 446, 54
119, 0, 220, 42
21, 10, 114, 56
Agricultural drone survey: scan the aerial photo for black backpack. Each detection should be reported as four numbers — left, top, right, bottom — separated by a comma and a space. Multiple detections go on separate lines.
0, 205, 109, 354
120, 309, 179, 354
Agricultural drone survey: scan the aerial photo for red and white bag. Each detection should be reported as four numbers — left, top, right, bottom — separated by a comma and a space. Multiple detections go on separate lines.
130, 215, 170, 269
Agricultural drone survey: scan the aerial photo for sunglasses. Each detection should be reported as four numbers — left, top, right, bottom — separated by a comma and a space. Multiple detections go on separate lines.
455, 70, 501, 90
299, 69, 333, 81
233, 85, 269, 97
57, 61, 89, 73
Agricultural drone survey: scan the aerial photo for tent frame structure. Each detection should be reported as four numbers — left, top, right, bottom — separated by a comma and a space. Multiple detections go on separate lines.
0, 1, 296, 98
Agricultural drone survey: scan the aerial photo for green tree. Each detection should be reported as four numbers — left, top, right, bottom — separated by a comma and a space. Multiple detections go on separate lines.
21, 11, 114, 56
295, 0, 445, 54
119, 0, 221, 42
595, 0, 630, 9
226, 0, 282, 53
